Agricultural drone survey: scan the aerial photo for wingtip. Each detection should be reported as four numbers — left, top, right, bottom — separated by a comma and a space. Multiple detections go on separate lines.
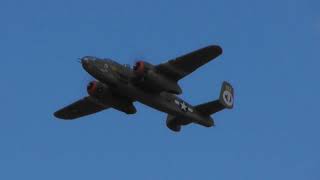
209, 45, 223, 55
53, 111, 71, 120
53, 111, 62, 119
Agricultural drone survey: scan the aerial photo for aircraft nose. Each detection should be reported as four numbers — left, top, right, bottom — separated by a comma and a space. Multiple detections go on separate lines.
81, 57, 93, 70
81, 57, 90, 66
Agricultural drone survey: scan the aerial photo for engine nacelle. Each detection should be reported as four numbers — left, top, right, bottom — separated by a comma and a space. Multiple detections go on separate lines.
166, 118, 181, 132
87, 80, 110, 98
133, 61, 182, 94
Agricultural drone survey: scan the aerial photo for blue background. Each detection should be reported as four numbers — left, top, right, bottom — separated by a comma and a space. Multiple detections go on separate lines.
0, 0, 319, 179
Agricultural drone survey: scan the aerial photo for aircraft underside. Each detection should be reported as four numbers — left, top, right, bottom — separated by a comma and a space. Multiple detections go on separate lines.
54, 45, 234, 132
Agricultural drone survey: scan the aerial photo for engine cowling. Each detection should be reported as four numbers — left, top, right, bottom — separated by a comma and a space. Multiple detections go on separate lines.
133, 61, 182, 94
87, 80, 109, 98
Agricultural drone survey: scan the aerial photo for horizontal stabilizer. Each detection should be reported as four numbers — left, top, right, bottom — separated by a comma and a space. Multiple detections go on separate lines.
195, 100, 225, 116
195, 81, 234, 116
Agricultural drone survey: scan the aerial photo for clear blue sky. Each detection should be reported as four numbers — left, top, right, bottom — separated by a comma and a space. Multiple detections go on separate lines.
0, 0, 319, 179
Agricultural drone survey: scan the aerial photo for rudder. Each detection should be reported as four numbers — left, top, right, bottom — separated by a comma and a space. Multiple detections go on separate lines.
219, 81, 234, 109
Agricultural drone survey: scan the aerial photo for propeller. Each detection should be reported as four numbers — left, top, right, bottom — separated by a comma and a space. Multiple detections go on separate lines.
77, 58, 82, 64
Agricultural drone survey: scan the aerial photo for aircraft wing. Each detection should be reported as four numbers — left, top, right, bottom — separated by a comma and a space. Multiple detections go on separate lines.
54, 96, 110, 120
155, 45, 222, 81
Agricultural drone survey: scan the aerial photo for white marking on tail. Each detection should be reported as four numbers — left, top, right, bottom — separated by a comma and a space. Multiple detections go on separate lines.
223, 90, 233, 107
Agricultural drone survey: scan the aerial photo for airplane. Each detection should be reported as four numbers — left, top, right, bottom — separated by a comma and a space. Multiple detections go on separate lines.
54, 45, 234, 132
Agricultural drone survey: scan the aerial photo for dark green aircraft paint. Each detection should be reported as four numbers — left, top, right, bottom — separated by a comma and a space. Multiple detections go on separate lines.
54, 45, 234, 132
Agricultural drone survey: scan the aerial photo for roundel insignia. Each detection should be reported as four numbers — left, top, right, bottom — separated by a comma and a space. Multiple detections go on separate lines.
174, 99, 193, 113
180, 102, 188, 112
223, 90, 233, 107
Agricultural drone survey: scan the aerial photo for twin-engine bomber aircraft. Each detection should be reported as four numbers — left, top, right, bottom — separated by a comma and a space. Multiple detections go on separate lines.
54, 45, 234, 132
